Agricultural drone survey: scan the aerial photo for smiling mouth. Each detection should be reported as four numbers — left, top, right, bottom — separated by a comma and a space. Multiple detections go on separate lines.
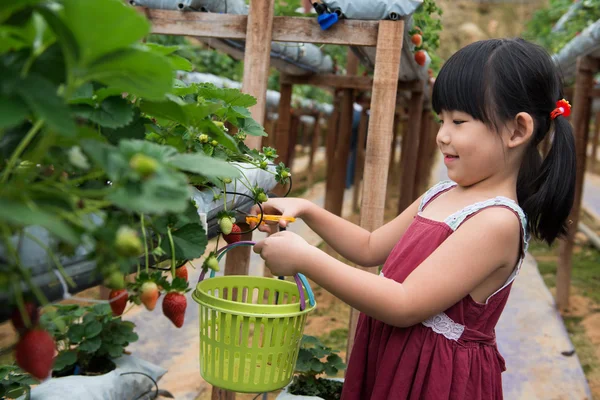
444, 154, 459, 159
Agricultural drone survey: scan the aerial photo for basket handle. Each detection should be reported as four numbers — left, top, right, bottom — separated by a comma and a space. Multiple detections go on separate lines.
198, 241, 314, 311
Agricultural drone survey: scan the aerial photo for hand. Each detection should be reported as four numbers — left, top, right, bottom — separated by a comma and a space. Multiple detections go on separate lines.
253, 231, 315, 276
249, 197, 310, 235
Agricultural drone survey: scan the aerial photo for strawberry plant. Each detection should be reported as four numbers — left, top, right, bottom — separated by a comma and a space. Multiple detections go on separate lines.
286, 335, 347, 400
411, 0, 443, 73
40, 303, 138, 377
0, 0, 290, 383
0, 365, 38, 400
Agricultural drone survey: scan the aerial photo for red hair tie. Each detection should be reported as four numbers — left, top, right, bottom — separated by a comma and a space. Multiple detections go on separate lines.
550, 99, 571, 119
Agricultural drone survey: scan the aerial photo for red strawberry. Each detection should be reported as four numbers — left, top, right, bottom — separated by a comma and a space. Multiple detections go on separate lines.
15, 329, 55, 380
140, 282, 159, 311
411, 33, 423, 47
176, 264, 188, 282
11, 302, 39, 336
163, 292, 187, 328
223, 223, 242, 244
414, 50, 426, 66
109, 289, 128, 316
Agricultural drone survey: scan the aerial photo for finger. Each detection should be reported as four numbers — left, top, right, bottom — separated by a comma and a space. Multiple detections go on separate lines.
253, 240, 265, 254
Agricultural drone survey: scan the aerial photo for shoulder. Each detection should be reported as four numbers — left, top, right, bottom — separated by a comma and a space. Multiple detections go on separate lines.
457, 206, 522, 254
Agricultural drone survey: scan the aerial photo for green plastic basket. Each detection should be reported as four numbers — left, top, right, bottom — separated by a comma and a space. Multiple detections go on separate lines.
193, 275, 316, 393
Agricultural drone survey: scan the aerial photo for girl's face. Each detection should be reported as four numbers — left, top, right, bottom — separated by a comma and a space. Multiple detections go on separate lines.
436, 110, 510, 187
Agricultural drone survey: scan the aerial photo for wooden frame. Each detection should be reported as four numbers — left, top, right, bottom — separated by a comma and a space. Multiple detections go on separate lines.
136, 4, 417, 397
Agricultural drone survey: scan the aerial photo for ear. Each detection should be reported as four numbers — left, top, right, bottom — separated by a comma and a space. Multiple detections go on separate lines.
507, 112, 534, 149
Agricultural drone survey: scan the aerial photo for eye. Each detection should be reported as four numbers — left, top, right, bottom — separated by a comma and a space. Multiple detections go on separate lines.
453, 120, 466, 125
434, 117, 443, 124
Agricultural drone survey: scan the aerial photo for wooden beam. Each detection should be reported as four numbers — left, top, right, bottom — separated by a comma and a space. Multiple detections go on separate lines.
139, 8, 379, 46
352, 108, 369, 212
346, 19, 404, 361
398, 86, 425, 214
280, 74, 423, 92
281, 73, 373, 90
557, 56, 599, 310
288, 115, 301, 169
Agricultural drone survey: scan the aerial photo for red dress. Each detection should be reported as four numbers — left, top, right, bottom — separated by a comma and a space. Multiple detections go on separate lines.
342, 181, 529, 400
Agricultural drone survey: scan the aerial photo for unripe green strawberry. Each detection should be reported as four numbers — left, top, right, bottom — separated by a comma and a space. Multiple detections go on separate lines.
213, 121, 225, 129
219, 217, 233, 235
211, 140, 219, 147
222, 177, 232, 184
115, 226, 143, 257
198, 134, 209, 143
281, 170, 290, 179
259, 160, 268, 169
129, 153, 158, 178
205, 256, 220, 272
256, 192, 268, 203
105, 271, 125, 290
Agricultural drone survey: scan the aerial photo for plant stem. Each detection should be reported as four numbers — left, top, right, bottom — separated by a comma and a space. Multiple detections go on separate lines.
140, 214, 149, 273
1, 119, 44, 184
12, 275, 31, 328
167, 227, 176, 278
23, 232, 76, 288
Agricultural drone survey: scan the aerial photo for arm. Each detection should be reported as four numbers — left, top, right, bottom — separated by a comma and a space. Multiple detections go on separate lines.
255, 207, 521, 327
300, 195, 423, 267
254, 195, 423, 267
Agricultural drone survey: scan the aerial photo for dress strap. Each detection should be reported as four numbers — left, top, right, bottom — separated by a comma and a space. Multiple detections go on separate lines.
419, 180, 457, 212
444, 196, 530, 303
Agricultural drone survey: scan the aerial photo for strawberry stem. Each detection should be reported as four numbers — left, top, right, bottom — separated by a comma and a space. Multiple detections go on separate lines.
11, 275, 31, 328
167, 227, 176, 279
23, 231, 75, 288
140, 213, 149, 273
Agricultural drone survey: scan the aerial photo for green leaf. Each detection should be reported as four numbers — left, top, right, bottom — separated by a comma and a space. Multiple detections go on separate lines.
230, 106, 251, 118
239, 117, 267, 137
323, 364, 338, 377
145, 43, 180, 55
16, 74, 77, 136
53, 351, 77, 371
83, 319, 102, 338
79, 336, 101, 353
83, 48, 173, 101
168, 54, 193, 72
102, 111, 148, 145
199, 120, 239, 153
310, 359, 324, 372
0, 199, 80, 244
67, 324, 84, 343
95, 87, 127, 103
68, 82, 95, 105
109, 174, 191, 214
72, 96, 134, 128
0, 95, 28, 129
0, 0, 44, 24
197, 84, 257, 107
182, 103, 222, 126
36, 5, 79, 68
140, 99, 189, 126
167, 153, 240, 178
80, 140, 128, 181
62, 0, 149, 65
160, 223, 208, 260
106, 343, 125, 358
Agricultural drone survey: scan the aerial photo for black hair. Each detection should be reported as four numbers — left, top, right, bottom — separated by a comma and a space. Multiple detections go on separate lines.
432, 38, 576, 245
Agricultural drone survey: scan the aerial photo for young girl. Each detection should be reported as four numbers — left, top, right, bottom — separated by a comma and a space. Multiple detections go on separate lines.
251, 38, 576, 399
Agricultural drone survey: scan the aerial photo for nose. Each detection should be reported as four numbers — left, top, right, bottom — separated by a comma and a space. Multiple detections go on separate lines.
436, 125, 451, 146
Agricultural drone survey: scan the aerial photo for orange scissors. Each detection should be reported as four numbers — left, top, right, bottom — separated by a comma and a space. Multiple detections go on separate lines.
245, 214, 296, 225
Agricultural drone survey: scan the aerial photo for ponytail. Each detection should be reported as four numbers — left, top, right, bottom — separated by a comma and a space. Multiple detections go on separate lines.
518, 116, 576, 244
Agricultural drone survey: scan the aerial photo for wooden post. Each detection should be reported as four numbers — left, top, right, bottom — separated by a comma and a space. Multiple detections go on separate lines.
346, 19, 404, 361
217, 1, 273, 398
326, 88, 354, 216
352, 108, 369, 211
288, 114, 301, 168
557, 56, 599, 310
325, 94, 341, 212
414, 106, 433, 196
275, 83, 293, 168
397, 86, 424, 214
590, 111, 600, 172
307, 113, 322, 187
